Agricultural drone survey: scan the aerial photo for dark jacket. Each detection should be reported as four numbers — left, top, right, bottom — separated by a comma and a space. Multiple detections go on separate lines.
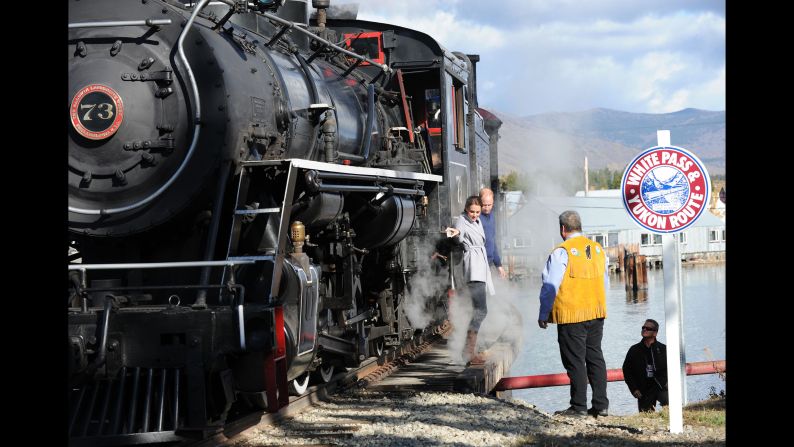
479, 211, 501, 267
622, 340, 668, 394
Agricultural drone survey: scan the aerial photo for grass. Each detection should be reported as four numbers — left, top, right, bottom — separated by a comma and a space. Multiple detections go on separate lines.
619, 396, 725, 428
513, 397, 725, 446
682, 396, 725, 427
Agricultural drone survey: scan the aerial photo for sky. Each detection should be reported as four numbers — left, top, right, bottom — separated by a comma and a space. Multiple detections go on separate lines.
329, 0, 726, 117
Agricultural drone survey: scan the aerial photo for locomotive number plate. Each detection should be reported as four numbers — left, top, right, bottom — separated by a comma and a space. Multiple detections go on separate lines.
70, 84, 124, 140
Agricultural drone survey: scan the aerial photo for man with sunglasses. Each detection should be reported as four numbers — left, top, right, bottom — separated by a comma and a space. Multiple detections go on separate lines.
622, 319, 669, 412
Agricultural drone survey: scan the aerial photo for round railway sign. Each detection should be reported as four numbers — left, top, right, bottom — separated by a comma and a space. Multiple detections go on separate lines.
621, 145, 710, 233
70, 84, 124, 140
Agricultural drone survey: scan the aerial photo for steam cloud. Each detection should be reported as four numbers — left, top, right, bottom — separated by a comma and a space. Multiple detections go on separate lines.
404, 238, 527, 364
404, 125, 587, 364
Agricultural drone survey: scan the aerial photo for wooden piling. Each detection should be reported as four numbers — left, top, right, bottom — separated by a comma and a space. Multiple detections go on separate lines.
625, 254, 637, 291
624, 250, 648, 292
637, 255, 648, 290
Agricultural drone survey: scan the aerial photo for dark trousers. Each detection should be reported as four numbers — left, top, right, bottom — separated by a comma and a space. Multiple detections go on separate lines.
467, 281, 487, 332
638, 387, 669, 412
557, 318, 609, 412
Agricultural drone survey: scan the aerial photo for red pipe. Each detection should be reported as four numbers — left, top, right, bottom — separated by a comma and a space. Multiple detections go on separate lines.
494, 360, 725, 391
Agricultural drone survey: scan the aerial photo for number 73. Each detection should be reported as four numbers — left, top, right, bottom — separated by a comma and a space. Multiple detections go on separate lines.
80, 103, 114, 120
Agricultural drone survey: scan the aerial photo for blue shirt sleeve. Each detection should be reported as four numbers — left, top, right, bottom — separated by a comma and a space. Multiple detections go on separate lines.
492, 228, 502, 267
538, 247, 567, 322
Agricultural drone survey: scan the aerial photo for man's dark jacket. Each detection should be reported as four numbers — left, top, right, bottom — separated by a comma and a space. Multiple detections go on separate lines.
622, 340, 668, 394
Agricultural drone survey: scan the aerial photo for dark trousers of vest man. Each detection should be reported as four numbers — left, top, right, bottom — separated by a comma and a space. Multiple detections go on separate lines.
557, 318, 609, 412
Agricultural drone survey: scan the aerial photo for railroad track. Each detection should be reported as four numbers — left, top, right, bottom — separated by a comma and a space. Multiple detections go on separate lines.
191, 321, 452, 446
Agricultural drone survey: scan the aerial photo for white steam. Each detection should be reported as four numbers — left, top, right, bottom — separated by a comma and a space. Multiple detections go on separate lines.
403, 239, 526, 364
403, 242, 451, 331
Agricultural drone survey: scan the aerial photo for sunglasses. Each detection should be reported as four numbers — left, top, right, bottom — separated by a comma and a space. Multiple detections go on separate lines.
641, 326, 658, 332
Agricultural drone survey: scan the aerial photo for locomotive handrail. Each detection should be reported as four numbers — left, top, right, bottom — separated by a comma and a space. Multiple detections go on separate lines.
68, 0, 219, 216
306, 169, 426, 195
317, 183, 424, 196
79, 283, 243, 294
258, 11, 391, 74
68, 260, 255, 271
68, 19, 173, 29
315, 172, 426, 185
234, 207, 281, 214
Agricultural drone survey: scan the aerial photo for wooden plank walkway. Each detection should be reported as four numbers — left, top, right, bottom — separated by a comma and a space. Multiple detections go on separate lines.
365, 338, 466, 392
366, 334, 518, 396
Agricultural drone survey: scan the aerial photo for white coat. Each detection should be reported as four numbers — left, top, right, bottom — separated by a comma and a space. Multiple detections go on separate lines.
452, 213, 495, 296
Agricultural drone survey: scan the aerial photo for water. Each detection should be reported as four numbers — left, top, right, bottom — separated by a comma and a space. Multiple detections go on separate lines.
496, 263, 726, 416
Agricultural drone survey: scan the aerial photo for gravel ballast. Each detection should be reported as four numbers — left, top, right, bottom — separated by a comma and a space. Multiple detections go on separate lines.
234, 389, 725, 446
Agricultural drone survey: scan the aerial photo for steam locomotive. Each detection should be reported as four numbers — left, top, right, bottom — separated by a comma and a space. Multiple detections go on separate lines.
68, 0, 502, 443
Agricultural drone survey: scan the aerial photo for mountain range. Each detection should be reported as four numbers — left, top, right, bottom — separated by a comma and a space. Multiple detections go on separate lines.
489, 108, 725, 177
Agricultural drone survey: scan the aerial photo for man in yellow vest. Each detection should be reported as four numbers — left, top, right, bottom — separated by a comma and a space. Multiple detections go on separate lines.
538, 210, 609, 418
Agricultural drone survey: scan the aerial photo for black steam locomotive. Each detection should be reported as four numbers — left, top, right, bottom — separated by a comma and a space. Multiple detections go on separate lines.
68, 0, 502, 443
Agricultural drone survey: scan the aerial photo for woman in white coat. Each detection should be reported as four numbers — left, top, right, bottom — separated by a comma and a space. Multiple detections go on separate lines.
446, 195, 495, 364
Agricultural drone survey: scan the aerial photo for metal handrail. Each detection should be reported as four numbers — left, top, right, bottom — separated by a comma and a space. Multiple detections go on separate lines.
68, 19, 173, 28
68, 260, 254, 271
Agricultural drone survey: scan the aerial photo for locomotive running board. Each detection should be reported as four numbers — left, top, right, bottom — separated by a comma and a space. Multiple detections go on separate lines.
240, 158, 443, 183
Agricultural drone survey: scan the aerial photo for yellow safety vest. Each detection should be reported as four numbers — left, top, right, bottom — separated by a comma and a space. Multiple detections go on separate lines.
550, 236, 607, 324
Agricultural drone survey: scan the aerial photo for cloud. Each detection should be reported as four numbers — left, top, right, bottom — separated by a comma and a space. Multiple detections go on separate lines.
449, 0, 725, 27
329, 1, 725, 115
350, 9, 505, 51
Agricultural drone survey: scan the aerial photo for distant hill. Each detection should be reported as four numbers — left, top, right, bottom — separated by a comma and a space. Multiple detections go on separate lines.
489, 108, 725, 177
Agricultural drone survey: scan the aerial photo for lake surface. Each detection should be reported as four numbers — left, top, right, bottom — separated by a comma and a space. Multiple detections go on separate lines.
483, 263, 726, 416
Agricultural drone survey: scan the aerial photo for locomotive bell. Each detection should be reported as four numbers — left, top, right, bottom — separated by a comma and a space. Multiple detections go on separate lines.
290, 221, 306, 253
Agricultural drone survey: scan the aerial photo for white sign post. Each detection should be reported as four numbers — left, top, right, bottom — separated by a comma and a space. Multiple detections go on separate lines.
662, 231, 684, 432
620, 130, 711, 434
658, 130, 683, 433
